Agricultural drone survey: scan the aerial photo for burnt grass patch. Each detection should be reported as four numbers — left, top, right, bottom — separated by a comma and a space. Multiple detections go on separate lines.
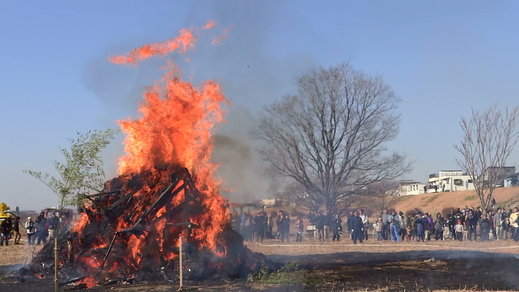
267, 250, 519, 291
2, 250, 519, 291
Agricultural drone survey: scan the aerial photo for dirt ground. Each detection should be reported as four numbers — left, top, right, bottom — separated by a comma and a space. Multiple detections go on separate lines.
2, 237, 519, 291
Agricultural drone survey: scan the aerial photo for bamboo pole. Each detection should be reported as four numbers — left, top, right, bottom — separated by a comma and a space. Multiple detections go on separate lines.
54, 236, 58, 292
179, 236, 183, 290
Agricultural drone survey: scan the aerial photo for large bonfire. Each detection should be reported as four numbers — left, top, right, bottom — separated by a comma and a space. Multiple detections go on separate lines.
26, 21, 268, 288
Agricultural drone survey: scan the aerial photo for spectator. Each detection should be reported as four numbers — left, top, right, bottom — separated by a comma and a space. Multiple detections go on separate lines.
494, 208, 504, 240
375, 218, 383, 241
480, 214, 491, 241
415, 214, 425, 242
25, 217, 36, 245
35, 212, 48, 245
323, 211, 331, 240
455, 219, 464, 241
48, 212, 59, 240
315, 211, 325, 242
295, 218, 304, 242
13, 216, 22, 245
359, 209, 369, 241
0, 218, 12, 246
331, 213, 342, 241
467, 210, 478, 241
381, 208, 389, 240
351, 211, 363, 244
265, 213, 274, 239
434, 213, 444, 240
399, 211, 406, 239
282, 212, 291, 242
388, 210, 402, 242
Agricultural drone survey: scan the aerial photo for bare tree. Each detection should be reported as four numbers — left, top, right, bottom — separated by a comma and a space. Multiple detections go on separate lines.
275, 180, 321, 211
255, 63, 412, 212
454, 104, 519, 210
358, 180, 400, 214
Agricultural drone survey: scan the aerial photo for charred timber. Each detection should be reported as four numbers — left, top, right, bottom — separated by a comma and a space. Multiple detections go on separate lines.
24, 167, 273, 287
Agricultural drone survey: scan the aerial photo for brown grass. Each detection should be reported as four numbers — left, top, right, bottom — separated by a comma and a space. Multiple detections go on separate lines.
388, 186, 519, 216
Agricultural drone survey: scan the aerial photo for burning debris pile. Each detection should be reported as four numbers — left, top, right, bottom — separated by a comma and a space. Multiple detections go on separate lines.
22, 21, 272, 288
27, 166, 269, 288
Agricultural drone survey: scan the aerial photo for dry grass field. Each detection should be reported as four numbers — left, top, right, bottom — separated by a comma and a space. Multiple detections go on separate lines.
388, 186, 519, 216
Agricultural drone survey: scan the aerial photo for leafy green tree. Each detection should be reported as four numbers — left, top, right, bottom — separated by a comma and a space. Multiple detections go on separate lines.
24, 129, 119, 292
24, 129, 119, 209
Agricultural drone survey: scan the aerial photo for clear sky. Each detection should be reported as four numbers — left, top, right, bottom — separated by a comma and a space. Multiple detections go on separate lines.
1, 1, 519, 210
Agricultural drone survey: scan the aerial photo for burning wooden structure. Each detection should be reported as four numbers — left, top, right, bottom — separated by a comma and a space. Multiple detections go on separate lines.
27, 166, 270, 287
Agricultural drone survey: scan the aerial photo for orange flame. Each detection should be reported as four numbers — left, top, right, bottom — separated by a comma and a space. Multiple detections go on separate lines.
78, 276, 98, 288
212, 25, 233, 46
110, 29, 196, 65
113, 22, 230, 250
203, 20, 216, 30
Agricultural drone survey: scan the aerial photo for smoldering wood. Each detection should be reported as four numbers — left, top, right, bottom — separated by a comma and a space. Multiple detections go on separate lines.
24, 166, 273, 287
58, 276, 86, 286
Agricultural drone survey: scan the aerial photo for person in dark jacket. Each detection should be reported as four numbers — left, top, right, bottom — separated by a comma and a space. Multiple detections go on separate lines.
467, 210, 478, 241
254, 212, 266, 242
480, 214, 491, 241
308, 211, 317, 225
447, 210, 457, 238
13, 216, 22, 244
331, 213, 342, 241
434, 213, 444, 241
315, 211, 325, 242
282, 212, 291, 242
0, 218, 13, 246
415, 214, 425, 242
277, 213, 286, 242
35, 212, 48, 245
347, 211, 355, 240
351, 211, 364, 244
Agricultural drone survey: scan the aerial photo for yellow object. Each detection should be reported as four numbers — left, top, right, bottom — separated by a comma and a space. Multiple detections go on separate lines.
0, 203, 14, 221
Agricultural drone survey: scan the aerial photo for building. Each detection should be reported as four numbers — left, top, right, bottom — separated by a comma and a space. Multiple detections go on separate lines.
484, 166, 516, 187
398, 180, 427, 196
428, 170, 475, 192
504, 173, 519, 187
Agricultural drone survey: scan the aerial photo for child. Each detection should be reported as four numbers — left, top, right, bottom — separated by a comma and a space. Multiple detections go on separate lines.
375, 218, 383, 241
406, 225, 413, 241
443, 222, 451, 240
295, 218, 304, 242
454, 219, 464, 241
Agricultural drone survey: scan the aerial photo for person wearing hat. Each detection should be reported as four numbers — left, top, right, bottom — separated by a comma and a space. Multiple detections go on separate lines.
25, 217, 36, 245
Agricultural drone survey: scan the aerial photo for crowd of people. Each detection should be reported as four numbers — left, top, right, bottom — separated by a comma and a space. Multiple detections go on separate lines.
0, 211, 67, 247
230, 209, 370, 244
230, 204, 519, 244
231, 210, 292, 242
376, 206, 519, 243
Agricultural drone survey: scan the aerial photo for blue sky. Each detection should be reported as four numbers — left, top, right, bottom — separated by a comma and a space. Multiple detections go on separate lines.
1, 1, 519, 210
